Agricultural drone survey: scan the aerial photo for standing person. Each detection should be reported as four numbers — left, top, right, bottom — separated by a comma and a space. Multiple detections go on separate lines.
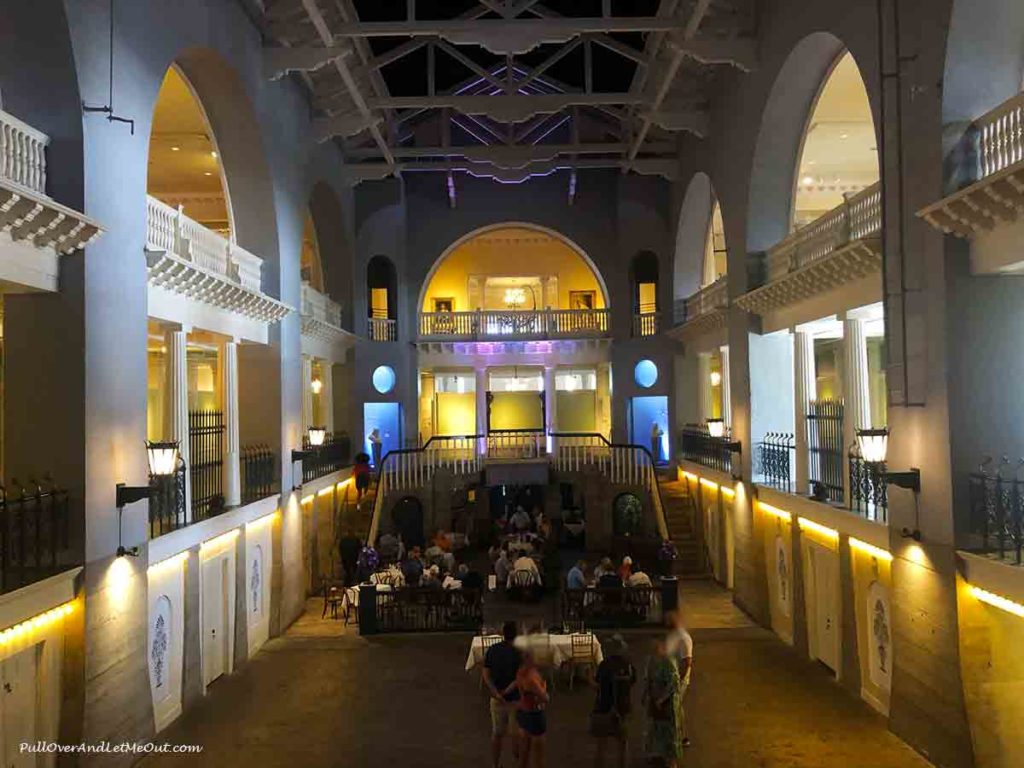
353, 452, 372, 499
338, 530, 361, 586
649, 421, 664, 464
643, 639, 683, 767
567, 560, 588, 589
514, 651, 549, 768
665, 611, 694, 748
590, 635, 636, 768
368, 427, 383, 469
483, 622, 522, 768
495, 546, 512, 590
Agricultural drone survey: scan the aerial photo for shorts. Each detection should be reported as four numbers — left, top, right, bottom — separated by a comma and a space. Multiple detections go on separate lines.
355, 474, 369, 492
490, 699, 517, 737
516, 709, 547, 737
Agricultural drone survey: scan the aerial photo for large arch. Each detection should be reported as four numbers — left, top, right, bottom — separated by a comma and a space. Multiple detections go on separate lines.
308, 181, 354, 330
674, 172, 726, 300
416, 222, 611, 313
746, 32, 880, 253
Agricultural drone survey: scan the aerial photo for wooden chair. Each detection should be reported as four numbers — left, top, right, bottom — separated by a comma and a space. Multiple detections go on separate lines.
568, 633, 596, 690
510, 569, 540, 602
322, 578, 344, 620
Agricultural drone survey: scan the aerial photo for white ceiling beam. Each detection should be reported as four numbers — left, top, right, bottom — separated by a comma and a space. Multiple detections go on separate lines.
343, 141, 676, 160
434, 40, 508, 92
363, 93, 645, 123
300, 0, 394, 166
515, 38, 583, 91
263, 44, 354, 80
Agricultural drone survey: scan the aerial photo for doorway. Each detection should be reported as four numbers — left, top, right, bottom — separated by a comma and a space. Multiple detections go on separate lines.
202, 554, 233, 687
803, 540, 840, 673
628, 395, 669, 463
0, 645, 37, 768
363, 402, 403, 466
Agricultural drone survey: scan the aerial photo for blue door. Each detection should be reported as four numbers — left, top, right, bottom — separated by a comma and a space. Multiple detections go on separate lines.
364, 402, 402, 467
629, 396, 669, 463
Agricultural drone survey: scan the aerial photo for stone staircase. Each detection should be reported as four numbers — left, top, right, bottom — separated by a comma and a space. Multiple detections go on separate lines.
656, 470, 707, 578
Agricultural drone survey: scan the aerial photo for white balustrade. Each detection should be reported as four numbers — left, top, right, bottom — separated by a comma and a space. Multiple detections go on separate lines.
418, 308, 609, 340
680, 276, 728, 323
301, 281, 343, 327
145, 195, 264, 292
368, 316, 397, 341
0, 108, 49, 195
632, 311, 659, 337
487, 431, 544, 459
979, 90, 1024, 179
766, 181, 881, 280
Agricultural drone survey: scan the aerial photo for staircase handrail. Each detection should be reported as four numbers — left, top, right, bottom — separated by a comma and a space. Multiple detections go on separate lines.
548, 431, 669, 540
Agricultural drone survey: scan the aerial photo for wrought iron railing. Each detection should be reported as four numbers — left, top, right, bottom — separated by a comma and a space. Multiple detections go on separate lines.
807, 400, 844, 503
561, 586, 663, 628
363, 586, 483, 633
679, 425, 733, 474
301, 432, 351, 483
755, 432, 795, 492
189, 410, 226, 519
241, 444, 278, 504
967, 458, 1024, 565
0, 477, 71, 594
849, 446, 888, 522
149, 462, 188, 538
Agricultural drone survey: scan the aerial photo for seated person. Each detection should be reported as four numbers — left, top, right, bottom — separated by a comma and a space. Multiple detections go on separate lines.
598, 569, 623, 589
400, 546, 425, 586
618, 556, 634, 583
421, 564, 443, 587
627, 566, 653, 587
511, 505, 532, 532
432, 528, 452, 552
458, 563, 484, 591
566, 560, 588, 589
511, 553, 542, 586
593, 556, 614, 580
494, 547, 512, 588
424, 544, 456, 573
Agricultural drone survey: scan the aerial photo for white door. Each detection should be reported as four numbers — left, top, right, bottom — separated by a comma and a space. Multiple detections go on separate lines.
810, 542, 840, 672
1, 646, 38, 768
202, 556, 229, 686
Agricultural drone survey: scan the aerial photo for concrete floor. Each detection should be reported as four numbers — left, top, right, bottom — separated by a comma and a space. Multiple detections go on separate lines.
142, 582, 931, 767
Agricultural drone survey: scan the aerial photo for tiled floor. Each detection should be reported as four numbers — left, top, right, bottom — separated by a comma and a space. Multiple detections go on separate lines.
141, 581, 930, 767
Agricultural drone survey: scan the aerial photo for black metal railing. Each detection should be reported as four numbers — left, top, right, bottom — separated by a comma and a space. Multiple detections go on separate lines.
849, 446, 888, 522
807, 400, 844, 502
302, 432, 351, 483
150, 462, 188, 538
561, 586, 663, 628
755, 432, 795, 492
242, 445, 278, 504
189, 410, 225, 519
679, 425, 733, 473
364, 586, 483, 633
0, 477, 72, 594
968, 460, 1024, 565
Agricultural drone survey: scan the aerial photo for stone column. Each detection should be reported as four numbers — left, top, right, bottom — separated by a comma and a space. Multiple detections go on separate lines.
301, 354, 314, 433
165, 328, 191, 518
320, 362, 334, 434
223, 340, 241, 508
842, 317, 871, 505
794, 330, 815, 495
698, 353, 715, 425
475, 366, 488, 454
719, 345, 732, 429
544, 365, 557, 454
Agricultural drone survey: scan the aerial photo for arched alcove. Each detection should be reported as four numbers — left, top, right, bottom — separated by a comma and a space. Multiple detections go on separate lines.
674, 173, 727, 301
746, 33, 880, 252
308, 181, 354, 329
418, 223, 609, 314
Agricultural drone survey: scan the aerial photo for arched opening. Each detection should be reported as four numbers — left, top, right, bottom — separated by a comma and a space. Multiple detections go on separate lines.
703, 202, 727, 287
792, 52, 879, 229
308, 181, 354, 330
367, 255, 398, 341
300, 213, 324, 292
673, 172, 728, 302
630, 250, 659, 336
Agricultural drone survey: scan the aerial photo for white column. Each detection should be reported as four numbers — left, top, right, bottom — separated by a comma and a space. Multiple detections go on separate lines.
544, 365, 557, 454
697, 353, 715, 425
165, 328, 191, 517
321, 362, 335, 434
719, 345, 732, 429
794, 330, 815, 495
475, 366, 488, 454
842, 318, 871, 434
301, 355, 314, 433
222, 340, 241, 508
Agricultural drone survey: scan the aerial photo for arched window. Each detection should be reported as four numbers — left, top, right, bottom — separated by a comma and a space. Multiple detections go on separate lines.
792, 52, 879, 230
702, 200, 727, 287
300, 212, 324, 292
367, 255, 398, 341
630, 251, 659, 336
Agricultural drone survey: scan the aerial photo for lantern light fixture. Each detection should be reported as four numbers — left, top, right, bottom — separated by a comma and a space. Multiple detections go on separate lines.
115, 440, 181, 558
311, 377, 323, 395
709, 371, 722, 387
707, 418, 725, 438
856, 428, 889, 464
307, 426, 327, 447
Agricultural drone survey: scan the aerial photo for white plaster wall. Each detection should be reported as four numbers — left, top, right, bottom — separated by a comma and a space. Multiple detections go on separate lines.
245, 518, 274, 656
146, 557, 186, 732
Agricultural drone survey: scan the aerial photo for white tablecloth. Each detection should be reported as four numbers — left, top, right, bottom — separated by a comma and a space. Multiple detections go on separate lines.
465, 633, 603, 671
342, 583, 392, 609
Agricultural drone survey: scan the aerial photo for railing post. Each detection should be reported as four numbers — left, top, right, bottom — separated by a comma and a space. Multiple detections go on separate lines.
223, 340, 241, 507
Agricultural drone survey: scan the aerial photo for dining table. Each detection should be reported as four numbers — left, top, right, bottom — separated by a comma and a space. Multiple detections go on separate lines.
464, 632, 604, 671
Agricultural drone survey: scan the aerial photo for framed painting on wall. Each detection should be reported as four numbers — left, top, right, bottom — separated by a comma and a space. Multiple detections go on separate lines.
569, 290, 596, 310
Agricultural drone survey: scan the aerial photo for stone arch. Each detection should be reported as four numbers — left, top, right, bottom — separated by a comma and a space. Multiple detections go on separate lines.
674, 173, 726, 300
163, 48, 281, 294
746, 33, 880, 253
416, 222, 610, 313
308, 181, 354, 329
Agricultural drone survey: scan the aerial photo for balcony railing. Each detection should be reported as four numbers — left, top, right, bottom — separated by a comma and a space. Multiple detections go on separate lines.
978, 90, 1024, 180
0, 109, 48, 195
967, 457, 1024, 566
301, 282, 343, 328
849, 447, 888, 523
145, 195, 264, 292
675, 277, 729, 326
755, 433, 795, 493
241, 445, 278, 504
0, 477, 72, 594
418, 308, 609, 341
302, 433, 351, 483
679, 425, 733, 474
632, 311, 659, 337
765, 182, 882, 283
807, 399, 845, 503
368, 316, 397, 341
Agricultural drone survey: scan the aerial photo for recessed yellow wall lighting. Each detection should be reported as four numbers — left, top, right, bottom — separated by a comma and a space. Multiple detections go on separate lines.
721, 486, 735, 498
0, 602, 73, 644
200, 528, 240, 552
246, 511, 278, 532
300, 494, 315, 505
849, 537, 893, 562
317, 486, 334, 497
798, 516, 839, 540
170, 146, 180, 151
760, 503, 792, 522
969, 585, 1024, 618
699, 478, 719, 491
681, 471, 698, 482
148, 551, 189, 575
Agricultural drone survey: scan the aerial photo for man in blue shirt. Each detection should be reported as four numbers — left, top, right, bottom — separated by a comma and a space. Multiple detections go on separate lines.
567, 559, 588, 589
483, 622, 522, 768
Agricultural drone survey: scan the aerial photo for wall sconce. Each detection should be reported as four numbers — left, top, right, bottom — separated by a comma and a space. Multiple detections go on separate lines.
115, 440, 181, 557
291, 426, 327, 465
856, 427, 920, 493
707, 418, 725, 438
310, 377, 323, 395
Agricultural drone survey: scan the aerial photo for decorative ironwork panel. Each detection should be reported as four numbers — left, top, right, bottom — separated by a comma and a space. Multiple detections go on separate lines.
0, 477, 72, 594
189, 410, 226, 521
242, 445, 278, 504
755, 433, 795, 492
679, 425, 733, 474
967, 459, 1024, 565
806, 400, 844, 503
849, 448, 888, 522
